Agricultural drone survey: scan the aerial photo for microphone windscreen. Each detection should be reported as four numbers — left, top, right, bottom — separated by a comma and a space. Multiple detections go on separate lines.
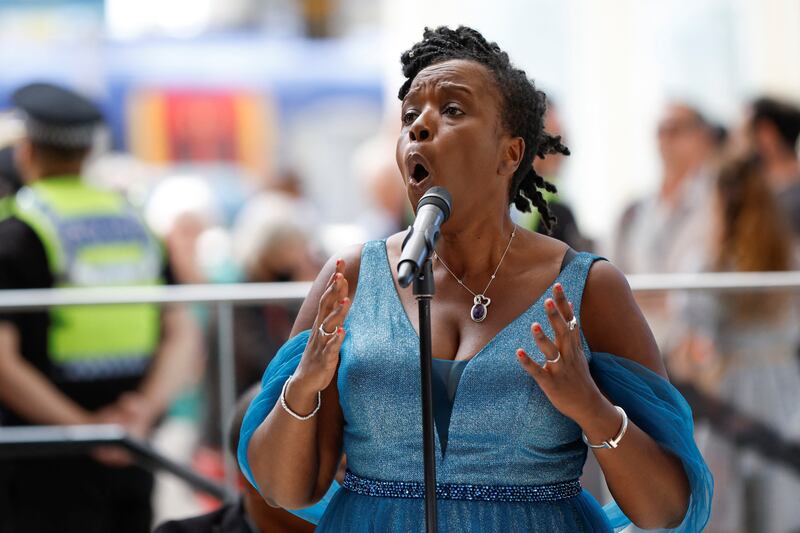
417, 186, 452, 220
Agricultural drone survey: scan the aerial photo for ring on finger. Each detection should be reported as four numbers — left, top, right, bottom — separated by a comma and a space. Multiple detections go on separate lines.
318, 322, 337, 337
567, 316, 578, 332
544, 351, 562, 366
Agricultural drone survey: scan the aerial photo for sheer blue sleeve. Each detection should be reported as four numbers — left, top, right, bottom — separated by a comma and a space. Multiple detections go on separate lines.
589, 351, 713, 533
237, 329, 341, 525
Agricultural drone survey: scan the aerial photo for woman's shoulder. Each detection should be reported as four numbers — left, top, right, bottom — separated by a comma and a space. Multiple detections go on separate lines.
584, 257, 626, 293
580, 259, 668, 377
580, 255, 633, 318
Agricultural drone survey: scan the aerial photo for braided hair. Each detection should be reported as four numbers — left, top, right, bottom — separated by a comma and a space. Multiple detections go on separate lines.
399, 26, 569, 232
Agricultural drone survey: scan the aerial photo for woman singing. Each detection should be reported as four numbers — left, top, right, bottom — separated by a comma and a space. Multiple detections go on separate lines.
239, 26, 712, 532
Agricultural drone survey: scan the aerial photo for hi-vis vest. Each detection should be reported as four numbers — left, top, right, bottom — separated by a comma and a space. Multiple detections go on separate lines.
14, 176, 164, 382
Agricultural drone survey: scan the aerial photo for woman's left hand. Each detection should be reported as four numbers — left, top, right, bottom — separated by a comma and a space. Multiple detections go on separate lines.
516, 283, 606, 424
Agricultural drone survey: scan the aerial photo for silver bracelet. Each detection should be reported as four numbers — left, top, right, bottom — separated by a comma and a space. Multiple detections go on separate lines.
280, 375, 321, 421
582, 405, 628, 449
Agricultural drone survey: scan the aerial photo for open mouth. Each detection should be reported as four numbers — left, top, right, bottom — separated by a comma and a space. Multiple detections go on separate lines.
411, 162, 430, 182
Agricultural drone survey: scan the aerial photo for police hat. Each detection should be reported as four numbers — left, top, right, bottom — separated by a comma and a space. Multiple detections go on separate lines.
11, 82, 103, 149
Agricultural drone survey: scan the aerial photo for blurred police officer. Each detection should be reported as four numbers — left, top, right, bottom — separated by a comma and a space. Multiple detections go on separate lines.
0, 82, 199, 532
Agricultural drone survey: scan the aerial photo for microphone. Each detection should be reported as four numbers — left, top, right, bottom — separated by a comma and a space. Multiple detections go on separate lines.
397, 186, 452, 288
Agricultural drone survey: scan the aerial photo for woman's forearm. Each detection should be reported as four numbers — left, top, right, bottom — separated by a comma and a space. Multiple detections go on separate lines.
577, 398, 690, 529
247, 376, 338, 509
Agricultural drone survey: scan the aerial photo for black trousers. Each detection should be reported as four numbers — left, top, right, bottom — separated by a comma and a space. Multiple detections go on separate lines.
0, 456, 153, 533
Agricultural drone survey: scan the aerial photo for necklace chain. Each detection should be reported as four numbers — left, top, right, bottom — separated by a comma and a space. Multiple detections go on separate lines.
434, 226, 517, 299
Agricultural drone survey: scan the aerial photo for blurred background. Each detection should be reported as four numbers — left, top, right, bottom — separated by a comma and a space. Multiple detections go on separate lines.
1, 1, 799, 532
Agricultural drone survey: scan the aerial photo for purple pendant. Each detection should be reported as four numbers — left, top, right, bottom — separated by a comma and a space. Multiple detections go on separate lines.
470, 295, 491, 323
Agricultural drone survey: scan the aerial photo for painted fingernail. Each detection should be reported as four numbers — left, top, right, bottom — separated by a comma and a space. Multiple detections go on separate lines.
546, 299, 555, 310
533, 323, 542, 334
335, 273, 343, 280
335, 259, 342, 267
338, 327, 345, 335
516, 349, 527, 359
339, 298, 349, 305
554, 283, 563, 292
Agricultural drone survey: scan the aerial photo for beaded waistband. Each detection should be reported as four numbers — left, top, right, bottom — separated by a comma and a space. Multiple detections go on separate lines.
342, 471, 582, 503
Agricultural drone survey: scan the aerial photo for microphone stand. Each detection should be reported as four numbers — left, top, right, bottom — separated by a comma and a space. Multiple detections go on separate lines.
413, 257, 438, 533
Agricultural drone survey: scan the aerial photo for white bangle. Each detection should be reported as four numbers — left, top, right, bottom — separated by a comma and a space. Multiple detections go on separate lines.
582, 405, 628, 449
280, 375, 321, 421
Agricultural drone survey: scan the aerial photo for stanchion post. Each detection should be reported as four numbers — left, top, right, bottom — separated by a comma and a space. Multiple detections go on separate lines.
217, 301, 237, 494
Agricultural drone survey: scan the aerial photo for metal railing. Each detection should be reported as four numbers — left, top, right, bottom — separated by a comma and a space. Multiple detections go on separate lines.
0, 281, 313, 492
1, 270, 799, 491
0, 424, 233, 501
2, 270, 800, 313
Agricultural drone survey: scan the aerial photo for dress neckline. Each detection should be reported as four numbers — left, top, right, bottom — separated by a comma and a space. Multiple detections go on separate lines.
379, 240, 578, 366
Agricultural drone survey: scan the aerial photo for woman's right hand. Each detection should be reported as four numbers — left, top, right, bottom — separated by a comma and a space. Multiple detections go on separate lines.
290, 259, 351, 402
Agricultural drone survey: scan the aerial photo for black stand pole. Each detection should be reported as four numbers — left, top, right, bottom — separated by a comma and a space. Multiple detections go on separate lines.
413, 258, 438, 533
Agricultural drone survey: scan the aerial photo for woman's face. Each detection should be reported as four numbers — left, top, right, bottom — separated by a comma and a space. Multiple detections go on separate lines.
396, 59, 523, 220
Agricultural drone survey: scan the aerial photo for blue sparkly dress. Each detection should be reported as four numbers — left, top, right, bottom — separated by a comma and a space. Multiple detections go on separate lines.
239, 242, 713, 532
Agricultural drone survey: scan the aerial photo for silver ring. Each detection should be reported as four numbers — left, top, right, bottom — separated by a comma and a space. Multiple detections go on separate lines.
567, 316, 578, 332
318, 323, 337, 337
544, 351, 561, 366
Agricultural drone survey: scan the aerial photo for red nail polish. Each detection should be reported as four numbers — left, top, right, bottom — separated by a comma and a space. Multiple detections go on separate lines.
338, 327, 344, 335
335, 259, 341, 266
546, 300, 555, 309
339, 298, 348, 305
554, 283, 562, 291
533, 323, 541, 333
516, 349, 526, 358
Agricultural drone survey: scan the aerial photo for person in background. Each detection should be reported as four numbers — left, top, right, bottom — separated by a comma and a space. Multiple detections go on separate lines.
746, 97, 800, 239
145, 175, 223, 285
196, 192, 322, 491
614, 102, 718, 274
525, 101, 591, 251
354, 134, 411, 240
262, 167, 321, 238
613, 102, 718, 349
0, 82, 200, 533
669, 155, 800, 533
227, 190, 322, 391
155, 385, 315, 533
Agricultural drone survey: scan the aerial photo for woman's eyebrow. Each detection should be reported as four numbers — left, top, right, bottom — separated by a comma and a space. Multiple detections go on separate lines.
403, 81, 474, 104
437, 82, 474, 96
402, 86, 419, 103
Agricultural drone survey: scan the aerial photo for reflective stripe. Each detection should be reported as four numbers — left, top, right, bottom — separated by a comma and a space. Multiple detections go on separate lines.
14, 187, 64, 273
53, 354, 152, 382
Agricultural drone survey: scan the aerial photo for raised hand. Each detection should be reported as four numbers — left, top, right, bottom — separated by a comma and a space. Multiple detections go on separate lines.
515, 283, 605, 424
291, 259, 351, 406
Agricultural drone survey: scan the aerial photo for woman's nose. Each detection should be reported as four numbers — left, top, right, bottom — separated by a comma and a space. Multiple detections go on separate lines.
409, 113, 434, 142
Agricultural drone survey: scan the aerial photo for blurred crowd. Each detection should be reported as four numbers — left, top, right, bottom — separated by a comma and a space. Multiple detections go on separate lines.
611, 97, 800, 533
1, 78, 800, 533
